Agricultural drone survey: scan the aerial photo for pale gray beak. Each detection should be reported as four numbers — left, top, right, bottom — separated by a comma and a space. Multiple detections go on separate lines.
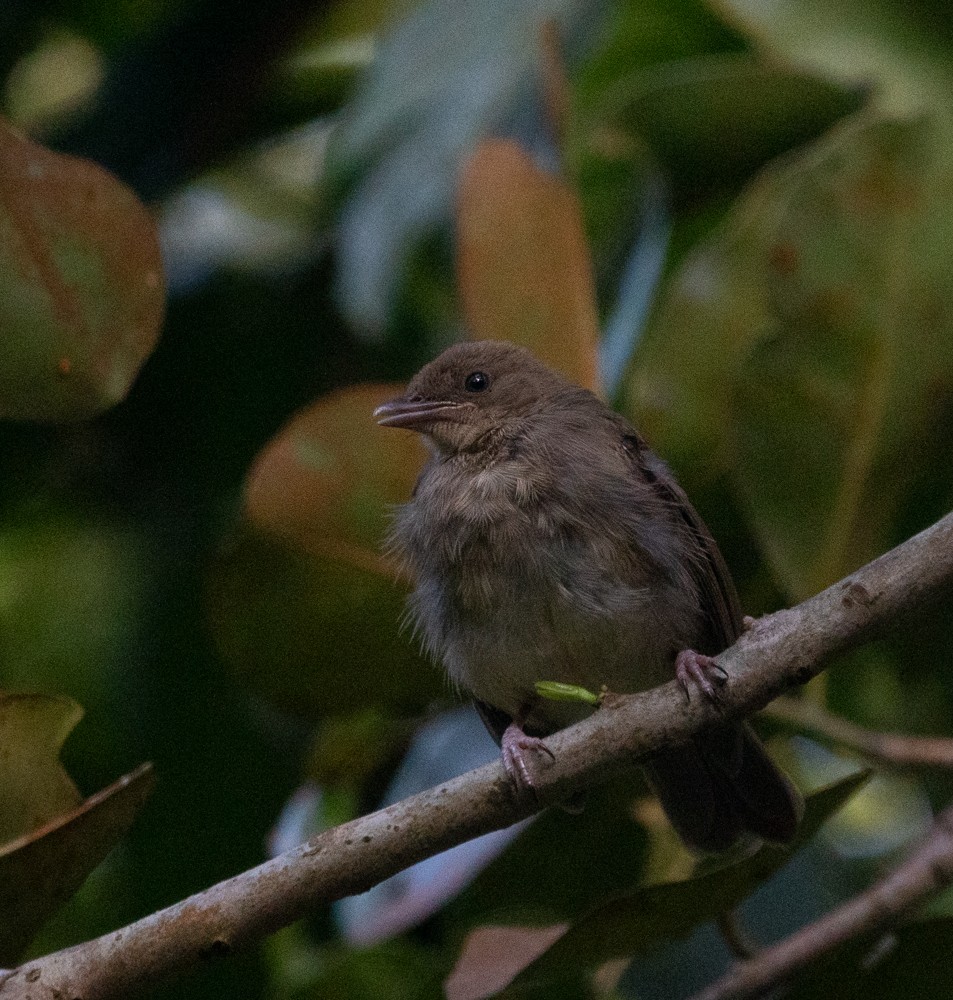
374, 397, 465, 429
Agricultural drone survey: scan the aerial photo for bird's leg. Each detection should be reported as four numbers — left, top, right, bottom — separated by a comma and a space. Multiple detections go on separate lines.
501, 708, 555, 794
675, 649, 729, 702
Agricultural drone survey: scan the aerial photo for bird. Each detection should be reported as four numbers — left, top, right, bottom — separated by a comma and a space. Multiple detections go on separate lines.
374, 340, 802, 851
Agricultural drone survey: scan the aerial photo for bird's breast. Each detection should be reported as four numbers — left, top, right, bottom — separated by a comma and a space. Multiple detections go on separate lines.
393, 456, 700, 728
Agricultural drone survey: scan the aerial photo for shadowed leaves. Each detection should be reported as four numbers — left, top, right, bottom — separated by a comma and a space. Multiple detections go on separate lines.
629, 114, 953, 599
446, 770, 869, 998
208, 385, 438, 719
0, 694, 153, 963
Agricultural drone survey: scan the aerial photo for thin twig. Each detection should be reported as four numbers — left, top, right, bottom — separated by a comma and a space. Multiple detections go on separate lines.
689, 801, 953, 1000
766, 697, 953, 770
717, 909, 760, 961
0, 512, 951, 1000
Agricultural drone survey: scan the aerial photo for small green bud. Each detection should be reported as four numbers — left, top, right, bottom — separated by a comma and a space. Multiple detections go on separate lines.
534, 681, 600, 705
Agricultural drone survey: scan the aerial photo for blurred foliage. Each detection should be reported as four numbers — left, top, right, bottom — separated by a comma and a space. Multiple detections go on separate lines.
0, 118, 164, 420
455, 771, 869, 998
788, 916, 953, 1000
2, 1, 953, 999
0, 693, 153, 963
629, 114, 953, 600
456, 140, 600, 391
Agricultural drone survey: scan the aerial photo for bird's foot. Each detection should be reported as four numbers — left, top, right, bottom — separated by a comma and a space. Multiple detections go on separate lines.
501, 722, 555, 794
675, 649, 728, 702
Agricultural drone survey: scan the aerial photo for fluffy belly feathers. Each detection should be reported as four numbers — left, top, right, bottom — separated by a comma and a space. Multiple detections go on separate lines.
397, 459, 701, 732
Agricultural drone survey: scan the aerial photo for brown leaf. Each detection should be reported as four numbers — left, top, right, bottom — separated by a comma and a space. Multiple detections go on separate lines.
0, 116, 164, 421
210, 385, 437, 719
0, 762, 154, 963
244, 383, 426, 573
456, 139, 600, 392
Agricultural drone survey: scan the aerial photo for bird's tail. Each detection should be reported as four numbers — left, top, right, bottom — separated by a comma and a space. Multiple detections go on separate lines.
642, 723, 803, 853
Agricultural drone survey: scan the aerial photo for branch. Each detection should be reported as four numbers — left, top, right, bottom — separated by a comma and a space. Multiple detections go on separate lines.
766, 697, 953, 770
2, 512, 952, 1000
689, 800, 953, 1000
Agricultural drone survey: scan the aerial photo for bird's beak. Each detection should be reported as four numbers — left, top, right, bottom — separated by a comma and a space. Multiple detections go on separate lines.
373, 396, 465, 430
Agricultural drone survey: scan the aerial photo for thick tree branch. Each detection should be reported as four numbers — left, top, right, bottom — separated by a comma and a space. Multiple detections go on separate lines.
689, 800, 953, 1000
766, 697, 953, 770
1, 512, 951, 1000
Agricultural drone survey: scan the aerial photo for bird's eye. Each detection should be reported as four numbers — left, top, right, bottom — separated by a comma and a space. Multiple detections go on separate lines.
464, 371, 490, 393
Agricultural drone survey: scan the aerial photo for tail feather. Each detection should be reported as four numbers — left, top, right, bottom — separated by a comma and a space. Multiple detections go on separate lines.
643, 723, 803, 853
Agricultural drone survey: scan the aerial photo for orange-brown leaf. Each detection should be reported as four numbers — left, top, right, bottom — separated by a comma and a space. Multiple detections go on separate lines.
244, 383, 426, 573
457, 139, 600, 393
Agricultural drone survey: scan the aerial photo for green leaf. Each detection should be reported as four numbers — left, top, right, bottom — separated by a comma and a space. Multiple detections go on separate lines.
534, 681, 600, 705
573, 0, 747, 111
450, 777, 650, 929
628, 114, 953, 599
733, 116, 953, 598
0, 514, 145, 739
207, 527, 440, 720
0, 763, 154, 964
306, 707, 407, 788
0, 116, 164, 421
0, 693, 82, 844
594, 56, 866, 200
487, 769, 869, 996
710, 0, 953, 122
266, 927, 447, 1000
0, 694, 154, 962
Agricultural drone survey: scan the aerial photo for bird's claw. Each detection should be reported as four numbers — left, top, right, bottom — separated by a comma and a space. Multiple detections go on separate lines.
501, 723, 554, 795
676, 649, 728, 703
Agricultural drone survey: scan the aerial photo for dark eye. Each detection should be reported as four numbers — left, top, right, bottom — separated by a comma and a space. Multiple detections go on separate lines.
464, 371, 490, 393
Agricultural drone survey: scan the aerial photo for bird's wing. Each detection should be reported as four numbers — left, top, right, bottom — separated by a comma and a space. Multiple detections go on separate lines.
620, 426, 802, 848
473, 698, 511, 745
621, 429, 742, 653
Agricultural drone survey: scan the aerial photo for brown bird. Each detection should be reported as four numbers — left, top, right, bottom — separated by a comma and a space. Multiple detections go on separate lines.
375, 341, 802, 851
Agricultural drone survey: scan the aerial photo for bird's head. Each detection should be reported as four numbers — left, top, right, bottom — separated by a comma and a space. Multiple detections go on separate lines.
374, 341, 576, 455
